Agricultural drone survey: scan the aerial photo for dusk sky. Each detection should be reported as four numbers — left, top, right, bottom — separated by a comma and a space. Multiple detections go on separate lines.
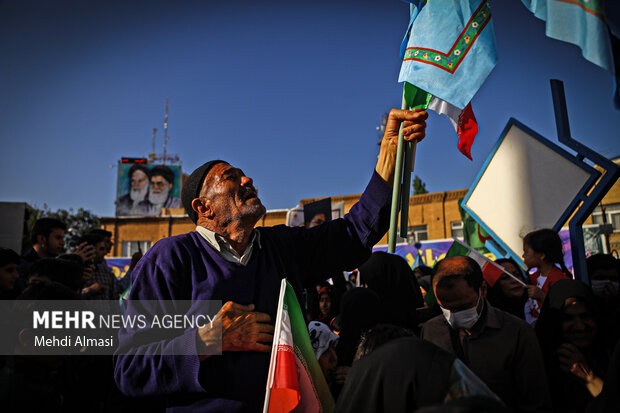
1, 0, 618, 217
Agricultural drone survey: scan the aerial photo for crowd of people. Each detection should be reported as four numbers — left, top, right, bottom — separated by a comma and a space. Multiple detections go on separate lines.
3, 217, 130, 300
1, 215, 617, 413
305, 238, 620, 412
0, 108, 618, 412
0, 218, 144, 411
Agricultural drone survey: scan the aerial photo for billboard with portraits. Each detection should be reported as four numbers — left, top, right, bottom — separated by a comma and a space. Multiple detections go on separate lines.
115, 161, 182, 216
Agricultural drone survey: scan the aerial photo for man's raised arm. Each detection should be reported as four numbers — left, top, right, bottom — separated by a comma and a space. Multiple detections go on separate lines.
375, 108, 428, 187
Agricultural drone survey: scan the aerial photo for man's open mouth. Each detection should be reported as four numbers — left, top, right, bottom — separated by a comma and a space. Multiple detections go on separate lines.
242, 190, 258, 201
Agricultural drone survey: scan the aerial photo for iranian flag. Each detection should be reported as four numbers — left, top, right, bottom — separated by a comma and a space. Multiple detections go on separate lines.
263, 279, 334, 413
445, 239, 523, 287
403, 82, 478, 160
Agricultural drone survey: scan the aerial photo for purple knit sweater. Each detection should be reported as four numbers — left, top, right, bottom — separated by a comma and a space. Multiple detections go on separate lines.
114, 172, 391, 412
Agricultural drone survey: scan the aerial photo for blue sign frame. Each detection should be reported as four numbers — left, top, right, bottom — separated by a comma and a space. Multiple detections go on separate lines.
550, 80, 620, 282
460, 117, 600, 270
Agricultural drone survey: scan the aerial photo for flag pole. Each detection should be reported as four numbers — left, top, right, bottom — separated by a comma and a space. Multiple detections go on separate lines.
388, 94, 408, 253
400, 139, 416, 238
262, 278, 287, 413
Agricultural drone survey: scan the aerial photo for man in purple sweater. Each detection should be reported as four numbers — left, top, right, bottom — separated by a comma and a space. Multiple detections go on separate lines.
114, 109, 428, 412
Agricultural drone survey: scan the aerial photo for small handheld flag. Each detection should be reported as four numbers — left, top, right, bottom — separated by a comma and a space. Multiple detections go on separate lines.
445, 239, 525, 287
264, 279, 334, 413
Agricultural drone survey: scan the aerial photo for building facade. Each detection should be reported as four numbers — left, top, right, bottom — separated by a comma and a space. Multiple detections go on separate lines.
100, 159, 620, 258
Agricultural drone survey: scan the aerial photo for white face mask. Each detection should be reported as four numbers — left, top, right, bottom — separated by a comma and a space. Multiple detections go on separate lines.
591, 280, 619, 296
441, 290, 482, 330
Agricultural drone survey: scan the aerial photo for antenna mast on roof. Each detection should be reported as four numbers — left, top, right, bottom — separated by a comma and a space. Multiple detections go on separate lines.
163, 98, 169, 165
151, 128, 157, 159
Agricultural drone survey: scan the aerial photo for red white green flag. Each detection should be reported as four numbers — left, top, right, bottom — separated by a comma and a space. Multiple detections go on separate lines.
445, 239, 524, 287
403, 82, 478, 160
458, 199, 493, 253
263, 279, 334, 413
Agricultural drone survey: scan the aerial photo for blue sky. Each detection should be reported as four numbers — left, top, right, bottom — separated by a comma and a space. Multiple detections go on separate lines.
0, 0, 618, 217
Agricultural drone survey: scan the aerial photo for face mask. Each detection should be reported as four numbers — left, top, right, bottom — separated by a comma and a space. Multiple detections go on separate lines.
591, 280, 619, 296
441, 290, 482, 330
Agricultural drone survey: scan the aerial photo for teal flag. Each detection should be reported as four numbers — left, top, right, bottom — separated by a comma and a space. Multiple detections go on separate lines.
399, 0, 498, 109
520, 0, 618, 107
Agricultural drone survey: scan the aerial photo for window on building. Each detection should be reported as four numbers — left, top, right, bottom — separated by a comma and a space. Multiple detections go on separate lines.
409, 225, 428, 243
451, 221, 464, 240
592, 204, 620, 232
121, 241, 152, 257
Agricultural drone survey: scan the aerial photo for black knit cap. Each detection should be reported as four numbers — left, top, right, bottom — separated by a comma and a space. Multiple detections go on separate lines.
182, 160, 228, 224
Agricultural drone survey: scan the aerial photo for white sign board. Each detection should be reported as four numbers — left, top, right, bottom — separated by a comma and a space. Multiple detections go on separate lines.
462, 119, 598, 268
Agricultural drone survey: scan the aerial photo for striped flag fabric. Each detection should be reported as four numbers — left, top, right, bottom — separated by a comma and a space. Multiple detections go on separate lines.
263, 279, 334, 413
458, 200, 493, 252
444, 239, 524, 287
520, 0, 613, 71
398, 0, 498, 109
404, 82, 478, 160
520, 0, 618, 107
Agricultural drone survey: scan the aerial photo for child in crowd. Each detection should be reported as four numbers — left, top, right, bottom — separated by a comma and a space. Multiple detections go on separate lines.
522, 229, 570, 325
317, 286, 335, 325
488, 258, 528, 319
308, 321, 339, 384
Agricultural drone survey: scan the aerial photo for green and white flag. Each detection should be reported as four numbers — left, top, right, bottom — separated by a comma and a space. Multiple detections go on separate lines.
263, 279, 334, 413
403, 82, 479, 160
445, 239, 524, 287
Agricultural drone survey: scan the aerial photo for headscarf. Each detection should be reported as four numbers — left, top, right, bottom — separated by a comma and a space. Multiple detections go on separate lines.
334, 336, 455, 413
308, 321, 339, 359
487, 259, 527, 319
586, 339, 620, 413
546, 279, 597, 312
315, 285, 335, 324
358, 251, 424, 330
536, 279, 601, 352
336, 287, 381, 367
535, 279, 607, 413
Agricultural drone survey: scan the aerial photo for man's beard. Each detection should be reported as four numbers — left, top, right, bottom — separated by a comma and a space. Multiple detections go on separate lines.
239, 187, 266, 218
243, 202, 266, 220
149, 188, 169, 205
130, 186, 148, 203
